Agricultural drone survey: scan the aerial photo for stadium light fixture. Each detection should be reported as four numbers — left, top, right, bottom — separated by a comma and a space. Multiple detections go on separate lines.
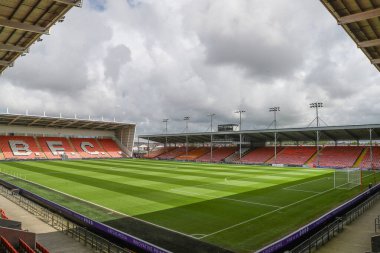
184, 116, 190, 133
310, 102, 323, 167
269, 107, 280, 163
208, 113, 216, 132
234, 110, 246, 131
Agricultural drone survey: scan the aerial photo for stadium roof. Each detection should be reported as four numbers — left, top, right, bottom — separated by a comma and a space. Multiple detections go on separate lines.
321, 0, 380, 72
0, 0, 81, 74
0, 113, 134, 130
139, 124, 380, 143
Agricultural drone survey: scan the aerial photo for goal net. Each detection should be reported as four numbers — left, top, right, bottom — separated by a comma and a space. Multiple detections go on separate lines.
334, 168, 361, 190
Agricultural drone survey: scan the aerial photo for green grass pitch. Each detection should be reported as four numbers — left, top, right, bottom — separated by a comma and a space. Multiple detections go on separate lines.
0, 159, 377, 252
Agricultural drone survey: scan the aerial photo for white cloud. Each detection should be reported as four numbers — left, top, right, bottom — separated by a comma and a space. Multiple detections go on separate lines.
0, 0, 379, 135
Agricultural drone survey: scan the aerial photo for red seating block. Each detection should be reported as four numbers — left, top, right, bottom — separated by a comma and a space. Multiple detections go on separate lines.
268, 146, 316, 166
240, 147, 282, 164
0, 236, 17, 253
311, 146, 363, 168
360, 147, 380, 169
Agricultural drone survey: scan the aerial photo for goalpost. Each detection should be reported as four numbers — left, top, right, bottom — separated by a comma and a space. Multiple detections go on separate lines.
334, 168, 361, 190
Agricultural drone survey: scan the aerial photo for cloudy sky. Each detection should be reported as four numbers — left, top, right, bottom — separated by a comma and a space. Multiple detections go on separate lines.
1, 0, 379, 135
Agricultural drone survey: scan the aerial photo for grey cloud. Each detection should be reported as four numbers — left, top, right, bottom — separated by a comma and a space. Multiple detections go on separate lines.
104, 45, 132, 81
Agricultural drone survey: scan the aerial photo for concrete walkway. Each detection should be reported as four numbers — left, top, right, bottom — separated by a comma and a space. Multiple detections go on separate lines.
0, 195, 94, 253
317, 200, 380, 253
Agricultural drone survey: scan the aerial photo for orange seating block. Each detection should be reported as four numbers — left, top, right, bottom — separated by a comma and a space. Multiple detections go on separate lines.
70, 138, 110, 158
98, 139, 124, 158
196, 147, 237, 162
0, 136, 44, 160
37, 137, 79, 159
176, 147, 210, 161
158, 147, 194, 159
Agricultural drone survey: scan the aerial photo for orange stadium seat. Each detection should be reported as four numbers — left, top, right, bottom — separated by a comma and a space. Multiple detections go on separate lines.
310, 146, 363, 168
97, 138, 124, 158
176, 147, 210, 161
70, 138, 110, 159
196, 147, 237, 162
0, 136, 45, 160
37, 137, 79, 159
143, 147, 175, 159
240, 147, 283, 164
267, 146, 317, 166
157, 147, 194, 159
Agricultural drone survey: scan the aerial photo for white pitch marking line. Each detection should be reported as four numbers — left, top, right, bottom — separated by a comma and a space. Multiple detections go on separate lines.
170, 189, 282, 208
199, 187, 335, 239
283, 188, 321, 194
0, 170, 199, 240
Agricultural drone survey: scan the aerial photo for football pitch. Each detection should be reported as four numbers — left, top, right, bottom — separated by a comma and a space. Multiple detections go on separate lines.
0, 159, 377, 252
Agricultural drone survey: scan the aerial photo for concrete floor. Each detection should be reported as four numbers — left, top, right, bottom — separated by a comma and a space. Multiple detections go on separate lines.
0, 195, 94, 253
317, 200, 380, 253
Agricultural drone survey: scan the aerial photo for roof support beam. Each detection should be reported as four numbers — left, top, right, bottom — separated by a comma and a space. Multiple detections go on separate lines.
358, 39, 380, 48
320, 131, 336, 141
0, 19, 48, 34
338, 8, 380, 25
371, 58, 380, 64
0, 60, 10, 66
53, 0, 81, 6
0, 43, 26, 53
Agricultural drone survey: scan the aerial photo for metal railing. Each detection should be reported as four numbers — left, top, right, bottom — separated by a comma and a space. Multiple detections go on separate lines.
375, 215, 380, 233
290, 192, 380, 253
0, 185, 133, 253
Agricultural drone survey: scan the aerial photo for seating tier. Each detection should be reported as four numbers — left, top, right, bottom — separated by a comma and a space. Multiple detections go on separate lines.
97, 139, 124, 158
240, 147, 283, 164
268, 146, 316, 166
310, 146, 363, 168
196, 147, 237, 162
0, 136, 44, 160
360, 147, 380, 169
37, 137, 79, 159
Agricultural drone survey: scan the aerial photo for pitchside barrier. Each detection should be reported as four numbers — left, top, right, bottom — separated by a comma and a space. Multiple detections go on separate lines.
0, 178, 168, 253
0, 176, 233, 253
257, 182, 380, 253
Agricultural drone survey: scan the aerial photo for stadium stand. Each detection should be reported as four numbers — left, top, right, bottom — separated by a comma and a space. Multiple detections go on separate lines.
70, 138, 110, 159
143, 147, 175, 159
157, 147, 194, 159
225, 148, 251, 163
240, 147, 283, 164
0, 136, 45, 160
97, 138, 124, 158
310, 146, 364, 168
37, 137, 79, 159
267, 146, 317, 166
175, 147, 210, 161
196, 147, 237, 162
360, 147, 380, 169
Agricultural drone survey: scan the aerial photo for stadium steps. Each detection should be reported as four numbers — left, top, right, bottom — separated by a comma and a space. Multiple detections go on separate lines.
0, 150, 4, 160
353, 147, 368, 168
305, 148, 319, 166
33, 137, 47, 159
225, 148, 250, 163
266, 147, 285, 163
